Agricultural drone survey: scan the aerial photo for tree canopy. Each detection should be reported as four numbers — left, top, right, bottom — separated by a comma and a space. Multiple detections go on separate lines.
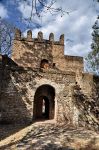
86, 16, 99, 75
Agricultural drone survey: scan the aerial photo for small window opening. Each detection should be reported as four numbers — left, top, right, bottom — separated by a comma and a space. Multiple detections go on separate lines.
53, 63, 56, 68
40, 59, 49, 69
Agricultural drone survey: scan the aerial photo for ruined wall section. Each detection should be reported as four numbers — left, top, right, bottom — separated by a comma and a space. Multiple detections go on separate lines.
64, 56, 83, 72
53, 54, 84, 72
92, 75, 99, 120
76, 71, 99, 97
0, 65, 76, 123
52, 71, 99, 128
76, 72, 94, 96
0, 67, 33, 123
72, 79, 99, 131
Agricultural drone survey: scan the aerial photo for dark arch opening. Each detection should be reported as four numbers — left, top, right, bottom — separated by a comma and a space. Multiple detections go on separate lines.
33, 84, 55, 120
40, 59, 49, 69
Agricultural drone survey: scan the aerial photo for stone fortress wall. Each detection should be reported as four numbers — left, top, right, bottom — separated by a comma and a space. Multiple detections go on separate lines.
0, 29, 99, 130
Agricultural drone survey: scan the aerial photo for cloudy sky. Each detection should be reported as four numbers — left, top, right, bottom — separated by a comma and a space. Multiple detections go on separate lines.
0, 0, 99, 57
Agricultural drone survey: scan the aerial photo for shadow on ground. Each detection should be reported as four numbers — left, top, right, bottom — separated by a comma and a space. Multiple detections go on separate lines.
0, 123, 29, 141
0, 122, 98, 150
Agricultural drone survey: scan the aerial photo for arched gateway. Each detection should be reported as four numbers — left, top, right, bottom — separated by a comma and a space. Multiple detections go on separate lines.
33, 84, 55, 120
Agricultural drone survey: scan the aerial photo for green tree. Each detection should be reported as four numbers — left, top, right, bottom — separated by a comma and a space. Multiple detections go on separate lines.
86, 16, 99, 75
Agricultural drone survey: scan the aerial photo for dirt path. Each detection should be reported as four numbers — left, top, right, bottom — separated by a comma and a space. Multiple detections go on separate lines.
0, 120, 99, 150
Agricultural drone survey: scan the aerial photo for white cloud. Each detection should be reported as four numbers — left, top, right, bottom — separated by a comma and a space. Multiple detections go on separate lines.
18, 2, 31, 19
22, 0, 98, 57
65, 42, 91, 56
18, 0, 41, 21
0, 4, 8, 18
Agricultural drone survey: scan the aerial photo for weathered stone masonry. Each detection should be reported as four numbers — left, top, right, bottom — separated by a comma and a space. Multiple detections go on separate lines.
0, 29, 99, 130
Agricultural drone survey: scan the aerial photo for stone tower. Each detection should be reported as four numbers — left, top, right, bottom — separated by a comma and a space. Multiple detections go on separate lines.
12, 29, 83, 72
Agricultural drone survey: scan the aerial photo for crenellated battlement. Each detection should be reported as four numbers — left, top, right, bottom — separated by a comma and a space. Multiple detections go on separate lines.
12, 28, 83, 72
14, 28, 64, 45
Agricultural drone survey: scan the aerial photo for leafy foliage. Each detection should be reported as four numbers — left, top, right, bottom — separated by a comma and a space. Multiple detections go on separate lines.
86, 16, 99, 75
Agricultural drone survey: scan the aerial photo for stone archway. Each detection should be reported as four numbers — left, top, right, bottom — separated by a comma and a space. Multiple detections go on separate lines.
33, 84, 55, 120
